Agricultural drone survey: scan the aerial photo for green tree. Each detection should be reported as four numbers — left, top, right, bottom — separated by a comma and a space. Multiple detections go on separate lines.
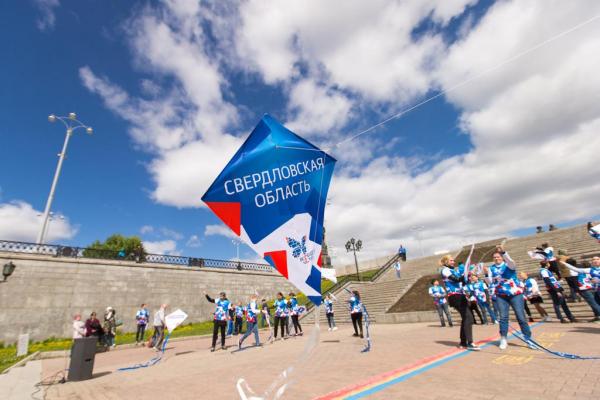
83, 234, 145, 260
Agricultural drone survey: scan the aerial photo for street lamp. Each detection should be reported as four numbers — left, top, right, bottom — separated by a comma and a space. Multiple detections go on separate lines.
37, 113, 93, 244
231, 238, 240, 262
410, 225, 425, 257
345, 237, 363, 281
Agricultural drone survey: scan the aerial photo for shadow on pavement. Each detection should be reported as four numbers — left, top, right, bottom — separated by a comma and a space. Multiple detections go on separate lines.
92, 371, 112, 379
568, 326, 600, 334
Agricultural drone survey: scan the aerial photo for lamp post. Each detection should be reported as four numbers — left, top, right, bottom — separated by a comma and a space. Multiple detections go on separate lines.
411, 225, 425, 257
37, 113, 93, 244
231, 238, 240, 262
345, 238, 363, 281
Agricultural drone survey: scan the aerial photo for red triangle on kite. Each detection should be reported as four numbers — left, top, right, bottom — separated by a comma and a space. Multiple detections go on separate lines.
205, 202, 241, 236
264, 250, 288, 279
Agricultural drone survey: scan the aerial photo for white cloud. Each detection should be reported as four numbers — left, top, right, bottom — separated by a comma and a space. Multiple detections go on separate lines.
0, 201, 77, 243
143, 239, 178, 255
34, 0, 60, 32
186, 235, 202, 248
159, 227, 183, 240
140, 225, 154, 235
204, 224, 237, 240
325, 0, 600, 264
82, 0, 600, 267
285, 79, 353, 138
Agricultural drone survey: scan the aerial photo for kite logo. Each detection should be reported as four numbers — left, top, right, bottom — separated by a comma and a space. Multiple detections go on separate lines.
286, 235, 314, 264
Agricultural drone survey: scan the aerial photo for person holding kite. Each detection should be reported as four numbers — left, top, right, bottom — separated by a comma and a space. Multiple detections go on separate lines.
205, 291, 231, 352
486, 245, 533, 350
440, 255, 478, 350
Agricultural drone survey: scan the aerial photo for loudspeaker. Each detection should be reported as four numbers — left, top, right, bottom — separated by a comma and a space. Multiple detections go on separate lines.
68, 337, 97, 381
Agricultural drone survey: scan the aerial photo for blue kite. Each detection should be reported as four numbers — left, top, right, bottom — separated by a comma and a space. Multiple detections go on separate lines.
202, 114, 336, 305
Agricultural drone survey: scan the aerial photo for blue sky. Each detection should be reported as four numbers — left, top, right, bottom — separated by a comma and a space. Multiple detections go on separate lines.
1, 1, 599, 264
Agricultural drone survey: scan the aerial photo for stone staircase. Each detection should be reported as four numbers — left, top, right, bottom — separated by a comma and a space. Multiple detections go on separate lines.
302, 253, 456, 324
398, 223, 600, 323
304, 222, 599, 325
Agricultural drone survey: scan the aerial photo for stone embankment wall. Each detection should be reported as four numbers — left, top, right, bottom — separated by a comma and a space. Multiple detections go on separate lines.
0, 252, 295, 343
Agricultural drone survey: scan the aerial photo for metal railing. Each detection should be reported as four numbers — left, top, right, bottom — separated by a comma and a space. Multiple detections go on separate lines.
0, 239, 273, 273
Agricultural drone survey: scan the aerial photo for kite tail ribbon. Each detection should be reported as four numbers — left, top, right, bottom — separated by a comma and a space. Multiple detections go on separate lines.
508, 325, 600, 360
117, 333, 171, 371
237, 306, 321, 400
464, 243, 475, 281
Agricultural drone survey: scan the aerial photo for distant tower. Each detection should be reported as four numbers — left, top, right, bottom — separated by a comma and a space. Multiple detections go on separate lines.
321, 227, 332, 269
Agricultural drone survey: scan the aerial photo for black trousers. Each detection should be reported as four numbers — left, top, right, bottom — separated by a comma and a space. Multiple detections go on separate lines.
211, 320, 227, 348
449, 295, 473, 345
234, 317, 244, 335
351, 313, 363, 335
565, 276, 580, 301
274, 316, 287, 337
135, 324, 146, 342
291, 315, 302, 334
469, 302, 484, 324
523, 301, 532, 317
548, 291, 575, 321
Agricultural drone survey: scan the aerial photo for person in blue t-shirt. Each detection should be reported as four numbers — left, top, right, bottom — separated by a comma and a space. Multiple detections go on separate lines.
288, 292, 303, 336
428, 279, 453, 327
540, 261, 576, 323
273, 292, 289, 339
324, 293, 338, 331
441, 255, 479, 351
205, 291, 231, 352
234, 301, 245, 335
348, 290, 364, 338
135, 303, 149, 344
485, 245, 532, 350
239, 294, 261, 349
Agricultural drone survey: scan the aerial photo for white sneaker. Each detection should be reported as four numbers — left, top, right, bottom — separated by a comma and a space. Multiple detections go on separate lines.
499, 336, 508, 350
542, 316, 551, 322
494, 320, 499, 325
328, 328, 332, 331
333, 327, 338, 331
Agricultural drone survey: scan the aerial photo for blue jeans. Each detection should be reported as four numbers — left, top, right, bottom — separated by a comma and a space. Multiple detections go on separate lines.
226, 319, 233, 335
580, 289, 600, 317
435, 303, 453, 326
240, 321, 260, 346
496, 294, 531, 339
479, 301, 497, 323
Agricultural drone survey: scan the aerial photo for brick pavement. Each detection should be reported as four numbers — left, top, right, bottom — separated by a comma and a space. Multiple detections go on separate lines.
39, 322, 599, 400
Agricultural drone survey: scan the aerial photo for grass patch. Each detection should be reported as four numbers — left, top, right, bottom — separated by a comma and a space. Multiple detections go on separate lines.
0, 320, 219, 373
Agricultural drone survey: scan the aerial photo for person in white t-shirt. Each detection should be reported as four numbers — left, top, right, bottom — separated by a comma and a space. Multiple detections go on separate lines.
72, 314, 86, 339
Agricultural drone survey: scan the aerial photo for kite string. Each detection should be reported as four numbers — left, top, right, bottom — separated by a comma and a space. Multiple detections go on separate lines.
333, 13, 600, 148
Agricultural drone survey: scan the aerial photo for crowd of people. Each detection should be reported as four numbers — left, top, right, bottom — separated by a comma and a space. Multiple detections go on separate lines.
202, 290, 362, 352
430, 242, 600, 351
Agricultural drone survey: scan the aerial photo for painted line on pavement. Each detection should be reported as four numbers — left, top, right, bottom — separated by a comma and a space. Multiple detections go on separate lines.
314, 322, 544, 400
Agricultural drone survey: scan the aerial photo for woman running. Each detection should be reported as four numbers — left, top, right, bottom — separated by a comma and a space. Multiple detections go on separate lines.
348, 290, 364, 338
239, 294, 262, 349
441, 255, 479, 350
519, 272, 549, 321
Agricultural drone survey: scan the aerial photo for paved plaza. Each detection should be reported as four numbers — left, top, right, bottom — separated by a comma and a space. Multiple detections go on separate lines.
30, 321, 599, 400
